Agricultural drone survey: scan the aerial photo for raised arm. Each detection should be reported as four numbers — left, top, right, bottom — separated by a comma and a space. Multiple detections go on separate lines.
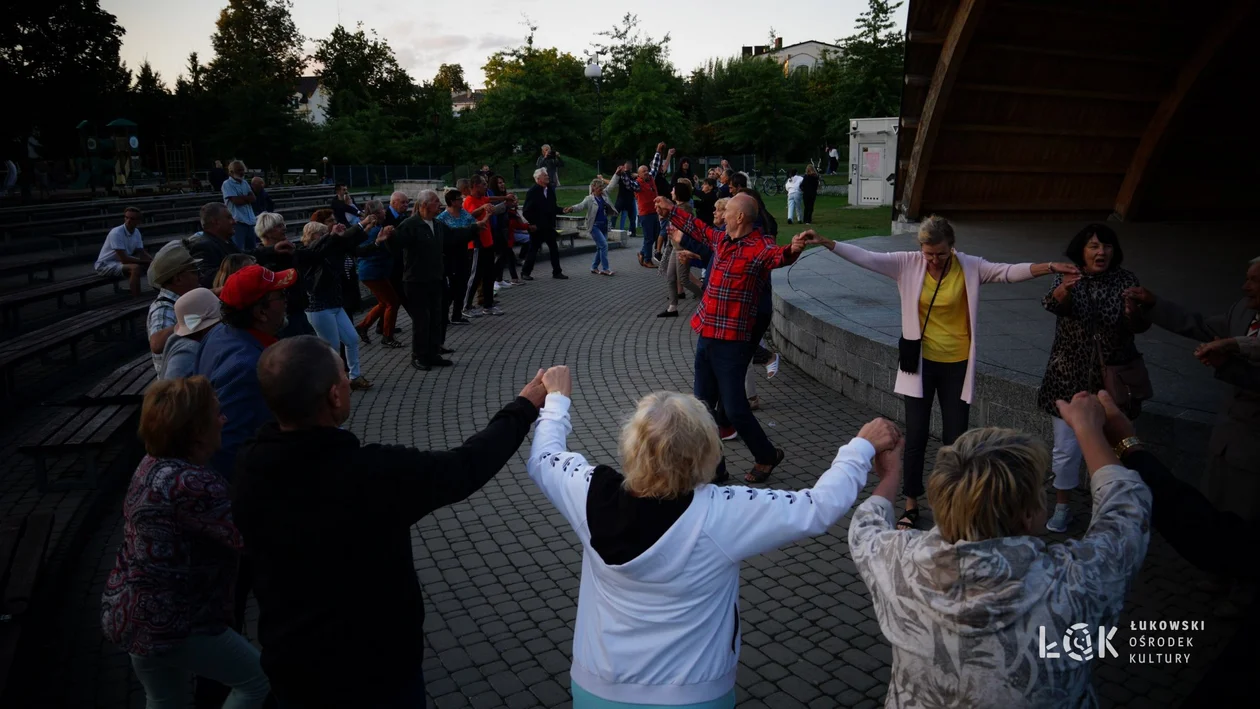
805, 234, 906, 280
666, 205, 725, 249
709, 437, 876, 561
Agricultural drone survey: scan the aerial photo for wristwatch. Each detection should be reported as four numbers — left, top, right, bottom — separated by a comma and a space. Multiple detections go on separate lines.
1114, 436, 1143, 458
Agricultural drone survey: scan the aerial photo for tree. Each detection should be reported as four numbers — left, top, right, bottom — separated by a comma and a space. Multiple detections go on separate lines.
204, 0, 307, 169
712, 57, 808, 164
433, 64, 469, 94
833, 0, 905, 121
589, 14, 671, 95
474, 28, 590, 165
313, 23, 414, 118
603, 55, 686, 165
130, 61, 172, 142
0, 0, 130, 151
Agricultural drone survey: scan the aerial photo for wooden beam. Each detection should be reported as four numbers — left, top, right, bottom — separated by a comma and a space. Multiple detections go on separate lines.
932, 164, 1128, 174
927, 199, 1116, 211
900, 118, 920, 131
954, 83, 1163, 102
994, 0, 1182, 28
1113, 0, 1251, 221
904, 74, 931, 87
943, 123, 1144, 139
979, 43, 1178, 66
902, 0, 990, 220
908, 31, 946, 44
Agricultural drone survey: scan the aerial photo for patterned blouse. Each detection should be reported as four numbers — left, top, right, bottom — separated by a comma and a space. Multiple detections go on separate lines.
1036, 268, 1144, 416
101, 456, 242, 656
849, 466, 1152, 708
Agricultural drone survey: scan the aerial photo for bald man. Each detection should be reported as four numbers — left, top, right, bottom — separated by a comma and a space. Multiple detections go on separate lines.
656, 193, 807, 484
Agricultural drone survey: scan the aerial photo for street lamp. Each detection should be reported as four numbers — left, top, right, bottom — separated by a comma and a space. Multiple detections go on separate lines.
584, 61, 602, 175
321, 156, 328, 184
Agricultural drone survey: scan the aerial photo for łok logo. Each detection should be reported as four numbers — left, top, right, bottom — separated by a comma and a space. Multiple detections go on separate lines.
1038, 623, 1117, 661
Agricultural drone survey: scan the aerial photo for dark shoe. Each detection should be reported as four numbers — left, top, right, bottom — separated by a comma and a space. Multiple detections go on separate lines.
522, 274, 535, 281
439, 347, 455, 355
380, 336, 403, 349
449, 318, 471, 326
349, 376, 373, 391
744, 448, 785, 484
657, 309, 679, 318
355, 326, 372, 345
426, 357, 454, 367
393, 325, 405, 333
411, 359, 431, 371
553, 273, 568, 280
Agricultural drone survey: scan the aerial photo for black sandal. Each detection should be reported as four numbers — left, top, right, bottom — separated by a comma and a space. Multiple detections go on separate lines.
744, 448, 785, 484
896, 508, 920, 531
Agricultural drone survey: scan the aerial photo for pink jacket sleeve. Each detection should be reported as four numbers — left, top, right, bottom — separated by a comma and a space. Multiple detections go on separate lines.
829, 241, 908, 280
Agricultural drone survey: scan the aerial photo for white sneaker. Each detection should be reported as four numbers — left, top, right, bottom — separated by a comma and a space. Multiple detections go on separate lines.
496, 281, 512, 288
462, 308, 485, 319
1046, 503, 1072, 533
485, 306, 504, 316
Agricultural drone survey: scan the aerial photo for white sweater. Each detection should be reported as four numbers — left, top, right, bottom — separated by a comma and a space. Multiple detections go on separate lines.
526, 393, 876, 705
826, 241, 1037, 403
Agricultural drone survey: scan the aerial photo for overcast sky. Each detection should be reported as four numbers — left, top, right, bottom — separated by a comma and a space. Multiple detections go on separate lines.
102, 0, 908, 88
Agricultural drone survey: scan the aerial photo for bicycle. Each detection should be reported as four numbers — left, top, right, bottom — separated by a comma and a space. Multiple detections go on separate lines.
808, 158, 827, 189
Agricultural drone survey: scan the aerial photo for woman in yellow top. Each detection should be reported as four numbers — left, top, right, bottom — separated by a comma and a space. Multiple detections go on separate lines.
804, 218, 1076, 529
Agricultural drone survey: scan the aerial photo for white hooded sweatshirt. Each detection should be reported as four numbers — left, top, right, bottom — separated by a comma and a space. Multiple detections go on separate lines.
526, 393, 875, 705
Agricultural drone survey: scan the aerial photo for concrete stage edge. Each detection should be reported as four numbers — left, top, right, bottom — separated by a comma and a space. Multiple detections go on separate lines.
769, 221, 1254, 476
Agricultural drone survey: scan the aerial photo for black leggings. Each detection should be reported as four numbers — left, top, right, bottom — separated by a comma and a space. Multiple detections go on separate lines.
803, 192, 817, 223
902, 359, 970, 499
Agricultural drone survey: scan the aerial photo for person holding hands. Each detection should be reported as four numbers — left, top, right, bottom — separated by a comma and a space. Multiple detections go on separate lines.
849, 390, 1152, 707
525, 364, 901, 708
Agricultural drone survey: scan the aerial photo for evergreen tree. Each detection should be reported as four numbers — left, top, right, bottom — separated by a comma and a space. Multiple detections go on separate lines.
834, 0, 905, 121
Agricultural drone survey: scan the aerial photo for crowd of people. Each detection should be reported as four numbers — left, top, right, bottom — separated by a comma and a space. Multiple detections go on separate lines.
88, 146, 1258, 708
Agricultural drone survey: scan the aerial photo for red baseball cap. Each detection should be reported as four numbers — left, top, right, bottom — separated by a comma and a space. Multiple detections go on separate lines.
220, 264, 297, 309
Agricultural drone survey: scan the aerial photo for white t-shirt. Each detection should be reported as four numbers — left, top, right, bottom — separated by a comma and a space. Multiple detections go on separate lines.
828, 147, 840, 159
785, 175, 804, 196
95, 225, 144, 270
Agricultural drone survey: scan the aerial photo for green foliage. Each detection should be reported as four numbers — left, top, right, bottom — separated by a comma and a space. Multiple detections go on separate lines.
471, 28, 591, 165
313, 24, 414, 118
832, 0, 905, 122
711, 57, 809, 164
433, 64, 470, 94
1, 0, 131, 151
588, 13, 671, 95
603, 55, 686, 165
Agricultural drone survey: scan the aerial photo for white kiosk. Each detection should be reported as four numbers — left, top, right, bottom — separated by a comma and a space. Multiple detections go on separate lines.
847, 117, 899, 207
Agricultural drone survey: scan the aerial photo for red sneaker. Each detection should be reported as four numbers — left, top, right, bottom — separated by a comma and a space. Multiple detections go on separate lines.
719, 426, 738, 441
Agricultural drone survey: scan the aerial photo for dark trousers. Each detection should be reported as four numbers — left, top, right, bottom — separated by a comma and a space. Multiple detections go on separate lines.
639, 215, 660, 263
494, 231, 518, 282
695, 336, 777, 464
465, 244, 496, 309
803, 193, 817, 223
450, 250, 472, 319
716, 312, 772, 428
522, 230, 562, 277
403, 282, 444, 362
903, 359, 971, 498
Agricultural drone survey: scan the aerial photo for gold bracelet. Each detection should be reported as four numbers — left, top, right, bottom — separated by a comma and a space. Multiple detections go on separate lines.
1114, 436, 1143, 457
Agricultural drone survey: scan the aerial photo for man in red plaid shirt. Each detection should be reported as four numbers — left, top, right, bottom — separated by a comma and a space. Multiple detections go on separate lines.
655, 193, 807, 483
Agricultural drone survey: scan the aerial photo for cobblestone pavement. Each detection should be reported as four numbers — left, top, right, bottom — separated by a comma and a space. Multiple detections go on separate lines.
17, 243, 1243, 708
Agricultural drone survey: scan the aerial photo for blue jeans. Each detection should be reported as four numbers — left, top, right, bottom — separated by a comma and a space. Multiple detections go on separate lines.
695, 336, 776, 464
617, 210, 636, 236
787, 193, 804, 222
590, 224, 610, 271
232, 222, 257, 250
130, 629, 269, 709
278, 669, 424, 709
639, 214, 660, 263
306, 308, 361, 379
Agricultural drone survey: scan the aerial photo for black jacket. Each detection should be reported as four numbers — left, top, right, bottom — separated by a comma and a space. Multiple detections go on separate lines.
523, 184, 562, 234
387, 216, 476, 284
230, 396, 540, 706
184, 232, 281, 289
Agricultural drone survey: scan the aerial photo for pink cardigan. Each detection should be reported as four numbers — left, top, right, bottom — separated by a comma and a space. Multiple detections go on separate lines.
828, 241, 1037, 404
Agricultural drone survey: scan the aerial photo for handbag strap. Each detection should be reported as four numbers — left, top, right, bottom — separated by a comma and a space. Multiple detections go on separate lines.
918, 259, 948, 335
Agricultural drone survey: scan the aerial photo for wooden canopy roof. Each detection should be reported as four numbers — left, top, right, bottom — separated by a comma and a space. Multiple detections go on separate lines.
895, 0, 1259, 222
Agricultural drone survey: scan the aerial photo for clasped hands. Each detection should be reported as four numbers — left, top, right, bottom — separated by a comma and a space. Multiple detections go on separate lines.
518, 365, 572, 408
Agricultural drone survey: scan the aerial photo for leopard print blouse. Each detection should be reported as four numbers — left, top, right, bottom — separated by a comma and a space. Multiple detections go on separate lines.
1036, 268, 1144, 417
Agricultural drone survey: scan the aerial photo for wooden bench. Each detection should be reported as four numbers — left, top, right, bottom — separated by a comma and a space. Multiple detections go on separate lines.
19, 405, 139, 491
0, 511, 55, 694
0, 273, 125, 330
70, 353, 156, 405
0, 252, 76, 284
0, 298, 153, 398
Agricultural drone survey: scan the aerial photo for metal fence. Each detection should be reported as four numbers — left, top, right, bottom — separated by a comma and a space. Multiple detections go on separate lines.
331, 165, 453, 188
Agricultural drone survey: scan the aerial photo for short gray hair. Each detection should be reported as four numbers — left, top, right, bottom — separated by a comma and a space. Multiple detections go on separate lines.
200, 202, 230, 227
1251, 256, 1260, 265
417, 189, 439, 206
301, 221, 329, 246
364, 199, 383, 213
227, 159, 246, 173
590, 178, 605, 192
533, 167, 548, 181
917, 215, 955, 247
254, 212, 285, 238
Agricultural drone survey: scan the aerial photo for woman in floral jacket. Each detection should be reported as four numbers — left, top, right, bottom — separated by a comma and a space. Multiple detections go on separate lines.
849, 393, 1152, 708
101, 376, 269, 708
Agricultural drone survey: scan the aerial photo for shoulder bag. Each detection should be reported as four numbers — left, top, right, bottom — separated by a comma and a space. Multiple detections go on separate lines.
898, 263, 946, 374
1088, 281, 1152, 418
